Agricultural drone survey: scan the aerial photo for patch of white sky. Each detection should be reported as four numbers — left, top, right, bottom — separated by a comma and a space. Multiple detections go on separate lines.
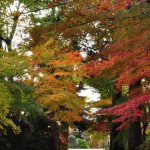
78, 85, 100, 103
79, 33, 95, 53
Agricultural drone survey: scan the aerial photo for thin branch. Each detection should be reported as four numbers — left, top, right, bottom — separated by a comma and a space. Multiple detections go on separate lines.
68, 18, 98, 29
48, 0, 65, 8
16, 0, 21, 12
7, 5, 13, 14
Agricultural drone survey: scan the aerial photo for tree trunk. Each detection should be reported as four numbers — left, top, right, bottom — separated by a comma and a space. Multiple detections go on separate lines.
110, 89, 125, 150
60, 123, 69, 150
142, 107, 148, 141
128, 119, 143, 150
128, 80, 143, 150
147, 0, 150, 3
49, 120, 60, 150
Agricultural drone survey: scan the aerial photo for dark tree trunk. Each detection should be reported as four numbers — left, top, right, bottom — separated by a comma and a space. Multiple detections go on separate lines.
128, 80, 143, 150
110, 123, 125, 150
142, 107, 148, 141
110, 89, 125, 150
60, 123, 69, 150
147, 0, 150, 3
128, 119, 143, 150
49, 120, 60, 150
77, 81, 84, 92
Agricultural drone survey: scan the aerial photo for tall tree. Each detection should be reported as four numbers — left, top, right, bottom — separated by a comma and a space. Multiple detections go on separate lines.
29, 34, 87, 149
84, 0, 150, 149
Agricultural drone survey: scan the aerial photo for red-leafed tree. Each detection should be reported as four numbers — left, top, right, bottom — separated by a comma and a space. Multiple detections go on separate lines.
83, 1, 150, 150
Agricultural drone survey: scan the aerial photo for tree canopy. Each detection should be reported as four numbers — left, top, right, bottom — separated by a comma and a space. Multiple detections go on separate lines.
0, 0, 150, 150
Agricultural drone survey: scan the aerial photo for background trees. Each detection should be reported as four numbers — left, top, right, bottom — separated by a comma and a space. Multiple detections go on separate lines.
0, 0, 149, 150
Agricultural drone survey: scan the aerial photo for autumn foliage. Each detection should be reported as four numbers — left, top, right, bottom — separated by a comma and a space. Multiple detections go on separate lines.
0, 0, 150, 149
83, 1, 150, 130
31, 38, 86, 124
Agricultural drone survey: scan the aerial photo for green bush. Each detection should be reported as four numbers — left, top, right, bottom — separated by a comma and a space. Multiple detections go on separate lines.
76, 138, 90, 149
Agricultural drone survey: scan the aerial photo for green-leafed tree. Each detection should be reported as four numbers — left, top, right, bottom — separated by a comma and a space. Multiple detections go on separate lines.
0, 1, 60, 149
0, 49, 31, 133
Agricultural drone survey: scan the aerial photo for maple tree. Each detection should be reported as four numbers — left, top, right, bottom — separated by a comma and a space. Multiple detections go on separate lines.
83, 1, 150, 150
29, 32, 87, 149
31, 37, 86, 123
96, 2, 150, 123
